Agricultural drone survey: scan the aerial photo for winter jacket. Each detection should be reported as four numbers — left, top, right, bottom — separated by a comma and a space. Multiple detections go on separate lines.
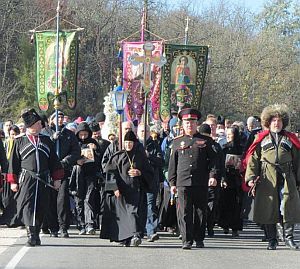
245, 131, 300, 224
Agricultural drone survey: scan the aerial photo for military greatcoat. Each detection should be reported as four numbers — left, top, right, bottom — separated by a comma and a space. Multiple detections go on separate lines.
245, 131, 300, 224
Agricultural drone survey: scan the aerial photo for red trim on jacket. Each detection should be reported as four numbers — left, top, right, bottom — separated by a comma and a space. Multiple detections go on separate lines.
243, 130, 300, 170
286, 132, 300, 149
6, 173, 18, 184
51, 169, 64, 181
242, 130, 270, 171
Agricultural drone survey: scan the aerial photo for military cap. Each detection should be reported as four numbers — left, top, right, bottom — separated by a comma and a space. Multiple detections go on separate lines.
178, 108, 201, 121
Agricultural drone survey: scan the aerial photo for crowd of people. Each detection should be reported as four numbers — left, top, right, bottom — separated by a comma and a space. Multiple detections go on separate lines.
0, 104, 299, 251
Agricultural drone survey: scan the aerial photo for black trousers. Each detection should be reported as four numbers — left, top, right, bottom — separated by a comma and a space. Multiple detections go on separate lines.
137, 190, 147, 238
43, 178, 70, 231
207, 186, 219, 232
177, 186, 208, 244
75, 176, 97, 228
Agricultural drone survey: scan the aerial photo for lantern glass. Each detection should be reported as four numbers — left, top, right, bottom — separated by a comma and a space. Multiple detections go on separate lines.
112, 89, 128, 114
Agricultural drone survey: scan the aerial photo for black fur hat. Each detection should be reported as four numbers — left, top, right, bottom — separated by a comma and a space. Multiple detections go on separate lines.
21, 108, 42, 128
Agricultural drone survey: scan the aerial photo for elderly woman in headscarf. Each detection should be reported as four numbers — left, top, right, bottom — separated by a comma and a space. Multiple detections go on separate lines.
245, 104, 300, 250
219, 126, 243, 237
100, 131, 153, 247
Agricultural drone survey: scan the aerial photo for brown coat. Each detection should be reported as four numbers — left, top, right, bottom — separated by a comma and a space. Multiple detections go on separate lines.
245, 133, 300, 224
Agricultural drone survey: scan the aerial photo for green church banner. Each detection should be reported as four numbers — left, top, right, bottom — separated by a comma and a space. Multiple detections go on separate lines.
35, 30, 79, 111
160, 44, 209, 122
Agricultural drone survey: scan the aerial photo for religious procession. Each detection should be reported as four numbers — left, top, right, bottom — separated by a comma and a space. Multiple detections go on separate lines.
0, 0, 300, 260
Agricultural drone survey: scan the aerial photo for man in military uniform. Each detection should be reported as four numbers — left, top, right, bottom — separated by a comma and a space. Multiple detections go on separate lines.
168, 108, 217, 250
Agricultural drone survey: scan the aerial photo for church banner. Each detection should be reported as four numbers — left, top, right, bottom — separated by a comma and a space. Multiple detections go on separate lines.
35, 30, 79, 111
122, 41, 163, 122
160, 44, 209, 122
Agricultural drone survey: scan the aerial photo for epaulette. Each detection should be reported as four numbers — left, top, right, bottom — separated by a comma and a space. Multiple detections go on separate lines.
281, 137, 292, 150
173, 134, 184, 140
261, 136, 272, 148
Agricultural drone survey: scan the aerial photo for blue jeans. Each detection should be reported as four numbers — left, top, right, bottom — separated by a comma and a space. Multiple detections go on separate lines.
146, 192, 158, 237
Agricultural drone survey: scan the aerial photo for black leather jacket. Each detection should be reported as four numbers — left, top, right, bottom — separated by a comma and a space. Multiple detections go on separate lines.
50, 125, 81, 171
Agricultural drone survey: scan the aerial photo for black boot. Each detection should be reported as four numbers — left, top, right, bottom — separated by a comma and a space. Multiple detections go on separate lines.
26, 226, 36, 247
284, 223, 299, 250
265, 224, 277, 250
35, 226, 41, 246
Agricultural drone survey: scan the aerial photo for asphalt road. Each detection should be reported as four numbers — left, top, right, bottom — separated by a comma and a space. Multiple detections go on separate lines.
0, 222, 299, 269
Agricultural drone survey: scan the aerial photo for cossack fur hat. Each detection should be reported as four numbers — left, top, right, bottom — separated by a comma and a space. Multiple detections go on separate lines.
21, 108, 42, 128
261, 104, 289, 129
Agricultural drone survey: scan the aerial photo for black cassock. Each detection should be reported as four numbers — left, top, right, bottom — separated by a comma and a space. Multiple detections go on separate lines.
0, 139, 9, 207
1, 134, 63, 227
100, 146, 153, 242
218, 142, 243, 231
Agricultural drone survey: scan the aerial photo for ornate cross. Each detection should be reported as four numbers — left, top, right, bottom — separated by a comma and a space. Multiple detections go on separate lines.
128, 42, 166, 94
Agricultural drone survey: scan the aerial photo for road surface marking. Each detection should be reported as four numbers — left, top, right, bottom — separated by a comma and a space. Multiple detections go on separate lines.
4, 246, 29, 269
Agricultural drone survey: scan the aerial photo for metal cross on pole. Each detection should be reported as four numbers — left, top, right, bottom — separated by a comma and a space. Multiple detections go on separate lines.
185, 16, 190, 45
128, 41, 166, 146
